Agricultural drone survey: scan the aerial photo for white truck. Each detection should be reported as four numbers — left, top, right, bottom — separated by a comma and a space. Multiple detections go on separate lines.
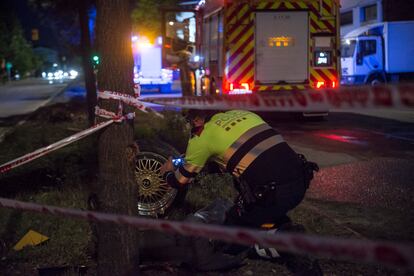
341, 21, 414, 85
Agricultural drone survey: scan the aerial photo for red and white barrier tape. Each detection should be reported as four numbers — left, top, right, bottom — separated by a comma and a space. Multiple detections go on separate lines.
97, 89, 163, 118
0, 120, 114, 174
134, 83, 141, 98
0, 197, 413, 271
95, 106, 135, 122
141, 85, 414, 112
98, 90, 148, 113
0, 87, 165, 174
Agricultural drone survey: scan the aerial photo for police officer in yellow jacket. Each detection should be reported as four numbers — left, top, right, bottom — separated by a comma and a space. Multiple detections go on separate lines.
161, 109, 318, 228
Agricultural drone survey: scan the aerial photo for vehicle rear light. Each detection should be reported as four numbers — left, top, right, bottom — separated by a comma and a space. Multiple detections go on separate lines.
316, 81, 325, 88
316, 80, 337, 89
241, 83, 249, 90
228, 82, 252, 95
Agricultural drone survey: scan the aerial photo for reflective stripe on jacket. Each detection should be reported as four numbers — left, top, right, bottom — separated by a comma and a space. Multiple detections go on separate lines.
173, 110, 284, 186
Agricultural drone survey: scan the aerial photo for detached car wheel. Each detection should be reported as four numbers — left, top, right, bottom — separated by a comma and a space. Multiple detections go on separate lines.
134, 141, 187, 217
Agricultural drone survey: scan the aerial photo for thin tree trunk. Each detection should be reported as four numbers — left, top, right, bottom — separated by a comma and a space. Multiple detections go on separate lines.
95, 0, 139, 274
78, 0, 97, 126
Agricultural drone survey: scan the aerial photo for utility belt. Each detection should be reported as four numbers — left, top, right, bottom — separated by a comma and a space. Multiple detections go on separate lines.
235, 154, 319, 211
235, 179, 287, 210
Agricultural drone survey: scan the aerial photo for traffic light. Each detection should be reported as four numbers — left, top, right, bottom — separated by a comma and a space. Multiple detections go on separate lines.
92, 55, 100, 65
31, 29, 39, 41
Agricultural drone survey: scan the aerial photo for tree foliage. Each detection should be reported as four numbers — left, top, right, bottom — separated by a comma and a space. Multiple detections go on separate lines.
0, 22, 8, 61
28, 0, 89, 55
0, 16, 40, 77
131, 0, 179, 40
9, 21, 41, 76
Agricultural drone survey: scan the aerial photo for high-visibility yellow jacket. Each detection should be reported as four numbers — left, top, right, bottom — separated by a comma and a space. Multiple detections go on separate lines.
166, 110, 286, 187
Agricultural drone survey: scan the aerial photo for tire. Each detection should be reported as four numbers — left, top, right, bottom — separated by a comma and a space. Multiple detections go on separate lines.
134, 139, 188, 217
367, 74, 385, 86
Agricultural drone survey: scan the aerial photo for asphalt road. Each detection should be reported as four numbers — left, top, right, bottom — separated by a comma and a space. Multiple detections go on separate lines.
266, 113, 414, 211
0, 78, 69, 118
0, 78, 73, 142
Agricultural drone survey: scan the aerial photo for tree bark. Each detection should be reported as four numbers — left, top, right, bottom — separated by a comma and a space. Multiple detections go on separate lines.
78, 0, 97, 126
95, 0, 139, 274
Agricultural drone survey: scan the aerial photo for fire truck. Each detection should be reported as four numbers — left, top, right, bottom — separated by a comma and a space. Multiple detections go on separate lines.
162, 0, 340, 96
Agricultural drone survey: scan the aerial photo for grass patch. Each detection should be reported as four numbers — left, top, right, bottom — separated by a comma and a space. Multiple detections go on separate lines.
0, 188, 93, 274
134, 111, 189, 153
0, 102, 192, 274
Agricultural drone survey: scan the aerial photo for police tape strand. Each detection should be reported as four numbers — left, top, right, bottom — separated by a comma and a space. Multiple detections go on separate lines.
98, 89, 164, 118
0, 120, 114, 174
141, 85, 414, 112
0, 197, 413, 271
0, 87, 164, 174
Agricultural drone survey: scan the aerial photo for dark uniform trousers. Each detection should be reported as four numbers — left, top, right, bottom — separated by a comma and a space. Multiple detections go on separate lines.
224, 142, 311, 228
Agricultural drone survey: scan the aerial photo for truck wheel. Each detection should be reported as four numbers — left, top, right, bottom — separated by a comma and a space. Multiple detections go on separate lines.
368, 75, 385, 86
134, 140, 187, 217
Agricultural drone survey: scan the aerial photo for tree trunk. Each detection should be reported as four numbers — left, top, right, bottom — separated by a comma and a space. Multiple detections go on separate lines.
78, 0, 97, 126
95, 0, 139, 274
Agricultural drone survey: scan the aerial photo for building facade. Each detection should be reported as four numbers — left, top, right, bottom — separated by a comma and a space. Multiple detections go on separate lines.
340, 0, 414, 36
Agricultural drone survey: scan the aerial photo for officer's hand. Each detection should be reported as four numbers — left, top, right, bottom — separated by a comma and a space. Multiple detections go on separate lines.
160, 156, 174, 175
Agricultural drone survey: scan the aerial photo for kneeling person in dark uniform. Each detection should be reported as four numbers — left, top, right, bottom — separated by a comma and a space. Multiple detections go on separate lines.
160, 109, 320, 272
161, 109, 318, 227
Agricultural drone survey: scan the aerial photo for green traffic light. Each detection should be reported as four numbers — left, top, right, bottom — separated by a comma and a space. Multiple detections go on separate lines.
93, 55, 99, 61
